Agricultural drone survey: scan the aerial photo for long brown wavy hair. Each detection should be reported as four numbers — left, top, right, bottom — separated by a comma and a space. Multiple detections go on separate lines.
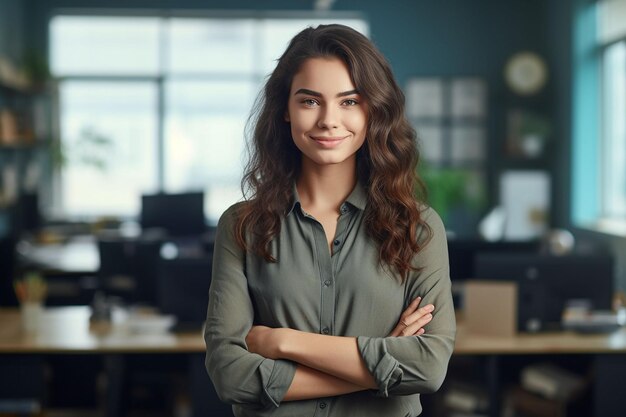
234, 24, 431, 281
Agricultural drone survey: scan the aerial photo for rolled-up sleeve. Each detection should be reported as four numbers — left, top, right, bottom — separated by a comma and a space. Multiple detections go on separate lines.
204, 206, 297, 408
357, 208, 456, 397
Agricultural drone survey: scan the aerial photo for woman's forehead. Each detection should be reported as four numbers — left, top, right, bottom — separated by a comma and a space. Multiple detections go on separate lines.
290, 57, 357, 95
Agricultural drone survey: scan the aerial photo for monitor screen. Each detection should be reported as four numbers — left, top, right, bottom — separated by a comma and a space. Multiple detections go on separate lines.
474, 253, 614, 330
140, 192, 205, 237
448, 240, 540, 281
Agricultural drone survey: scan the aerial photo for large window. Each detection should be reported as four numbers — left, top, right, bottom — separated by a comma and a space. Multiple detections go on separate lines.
602, 41, 626, 220
50, 14, 367, 222
597, 0, 626, 231
572, 0, 626, 233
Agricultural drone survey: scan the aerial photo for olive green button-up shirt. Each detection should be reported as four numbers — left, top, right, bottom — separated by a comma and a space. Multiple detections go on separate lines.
204, 183, 456, 417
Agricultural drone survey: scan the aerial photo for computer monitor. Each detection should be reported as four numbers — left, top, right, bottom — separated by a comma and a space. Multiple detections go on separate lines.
474, 253, 614, 331
140, 192, 205, 237
448, 239, 540, 281
157, 257, 212, 331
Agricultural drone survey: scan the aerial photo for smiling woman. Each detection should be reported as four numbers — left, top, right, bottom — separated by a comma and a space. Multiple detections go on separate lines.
287, 58, 368, 170
204, 24, 456, 417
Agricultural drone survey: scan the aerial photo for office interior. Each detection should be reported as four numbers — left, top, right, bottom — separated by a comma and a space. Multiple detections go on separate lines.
1, 0, 626, 416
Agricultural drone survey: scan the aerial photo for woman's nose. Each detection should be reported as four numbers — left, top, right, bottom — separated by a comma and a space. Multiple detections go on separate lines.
317, 106, 339, 129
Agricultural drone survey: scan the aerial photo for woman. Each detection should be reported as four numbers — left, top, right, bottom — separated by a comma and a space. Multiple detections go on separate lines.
205, 24, 456, 416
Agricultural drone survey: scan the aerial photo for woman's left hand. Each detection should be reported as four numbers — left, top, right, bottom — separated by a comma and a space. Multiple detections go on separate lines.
246, 325, 290, 359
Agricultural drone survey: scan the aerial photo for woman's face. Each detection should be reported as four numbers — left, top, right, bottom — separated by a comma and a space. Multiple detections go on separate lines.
286, 57, 368, 168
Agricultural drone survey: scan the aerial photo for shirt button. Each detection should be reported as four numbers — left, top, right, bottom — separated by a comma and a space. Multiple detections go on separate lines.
320, 402, 327, 409
340, 205, 348, 214
322, 327, 330, 334
324, 280, 332, 287
333, 239, 341, 246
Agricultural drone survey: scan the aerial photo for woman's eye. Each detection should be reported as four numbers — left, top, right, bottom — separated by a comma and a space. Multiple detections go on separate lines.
302, 99, 318, 107
343, 99, 358, 106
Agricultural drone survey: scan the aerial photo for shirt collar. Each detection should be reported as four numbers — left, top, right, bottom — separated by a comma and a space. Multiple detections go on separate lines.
287, 181, 367, 216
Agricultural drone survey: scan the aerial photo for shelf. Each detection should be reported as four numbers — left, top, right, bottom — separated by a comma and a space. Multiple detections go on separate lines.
0, 81, 50, 96
0, 140, 50, 151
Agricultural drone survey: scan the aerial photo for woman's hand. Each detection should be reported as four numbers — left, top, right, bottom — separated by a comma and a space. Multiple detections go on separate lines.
388, 296, 435, 337
246, 325, 290, 359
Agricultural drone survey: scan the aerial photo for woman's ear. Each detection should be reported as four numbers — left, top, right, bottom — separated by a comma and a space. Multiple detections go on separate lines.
284, 110, 290, 122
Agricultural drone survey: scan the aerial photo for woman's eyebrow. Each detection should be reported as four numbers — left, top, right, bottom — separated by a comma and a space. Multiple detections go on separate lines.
294, 88, 360, 97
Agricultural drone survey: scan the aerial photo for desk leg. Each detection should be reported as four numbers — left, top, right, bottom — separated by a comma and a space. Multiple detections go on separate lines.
594, 354, 626, 417
486, 355, 500, 417
104, 355, 125, 417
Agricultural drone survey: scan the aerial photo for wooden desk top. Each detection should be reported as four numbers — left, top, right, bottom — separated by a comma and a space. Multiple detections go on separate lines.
2, 307, 626, 355
0, 307, 205, 354
454, 322, 626, 355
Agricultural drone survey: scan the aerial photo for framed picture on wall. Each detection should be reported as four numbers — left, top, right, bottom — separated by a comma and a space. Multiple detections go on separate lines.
405, 75, 488, 166
405, 78, 444, 118
415, 125, 445, 163
450, 125, 486, 163
450, 77, 487, 118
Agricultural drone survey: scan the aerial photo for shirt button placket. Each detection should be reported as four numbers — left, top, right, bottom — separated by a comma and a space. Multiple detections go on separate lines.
317, 399, 330, 416
321, 274, 333, 336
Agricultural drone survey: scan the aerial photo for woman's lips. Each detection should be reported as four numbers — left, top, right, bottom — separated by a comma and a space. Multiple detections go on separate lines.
310, 135, 347, 148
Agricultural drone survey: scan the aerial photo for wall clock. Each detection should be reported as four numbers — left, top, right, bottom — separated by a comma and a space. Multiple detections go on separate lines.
504, 52, 548, 96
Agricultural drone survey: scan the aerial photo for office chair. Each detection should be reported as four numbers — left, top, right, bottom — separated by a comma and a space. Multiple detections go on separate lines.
132, 237, 164, 305
97, 238, 136, 303
157, 256, 212, 331
0, 237, 18, 306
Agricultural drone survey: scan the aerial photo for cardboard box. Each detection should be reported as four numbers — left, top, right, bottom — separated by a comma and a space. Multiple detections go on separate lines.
464, 280, 518, 337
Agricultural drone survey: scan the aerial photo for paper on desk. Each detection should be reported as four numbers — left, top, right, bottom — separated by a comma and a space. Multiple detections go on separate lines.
500, 170, 550, 240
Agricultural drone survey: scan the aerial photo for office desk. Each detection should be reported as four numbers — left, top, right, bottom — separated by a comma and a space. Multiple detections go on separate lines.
0, 307, 214, 417
2, 308, 625, 417
454, 322, 626, 355
0, 307, 204, 353
453, 323, 626, 417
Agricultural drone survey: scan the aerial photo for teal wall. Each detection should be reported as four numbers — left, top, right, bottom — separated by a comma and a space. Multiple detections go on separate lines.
25, 0, 554, 211
568, 0, 626, 292
0, 0, 25, 63
27, 0, 551, 89
571, 0, 600, 227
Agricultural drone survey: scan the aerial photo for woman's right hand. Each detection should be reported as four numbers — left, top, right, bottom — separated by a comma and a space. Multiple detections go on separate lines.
388, 296, 435, 337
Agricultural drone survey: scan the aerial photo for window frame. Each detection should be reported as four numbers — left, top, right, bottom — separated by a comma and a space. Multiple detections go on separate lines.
571, 0, 626, 237
47, 9, 368, 223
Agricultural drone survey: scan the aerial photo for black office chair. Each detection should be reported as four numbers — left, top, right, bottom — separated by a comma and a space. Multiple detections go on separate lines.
157, 256, 212, 331
98, 236, 165, 306
132, 237, 164, 305
97, 238, 136, 303
0, 237, 18, 306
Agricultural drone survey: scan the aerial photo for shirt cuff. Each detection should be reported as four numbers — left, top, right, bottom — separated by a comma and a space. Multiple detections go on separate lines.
258, 358, 298, 407
357, 336, 403, 397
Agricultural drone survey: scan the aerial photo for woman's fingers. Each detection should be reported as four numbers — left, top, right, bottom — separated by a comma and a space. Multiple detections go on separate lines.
404, 303, 435, 325
400, 311, 433, 336
389, 302, 435, 337
401, 296, 422, 319
388, 297, 422, 336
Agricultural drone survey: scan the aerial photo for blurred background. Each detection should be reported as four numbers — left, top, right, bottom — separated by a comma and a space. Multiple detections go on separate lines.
1, 1, 626, 417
